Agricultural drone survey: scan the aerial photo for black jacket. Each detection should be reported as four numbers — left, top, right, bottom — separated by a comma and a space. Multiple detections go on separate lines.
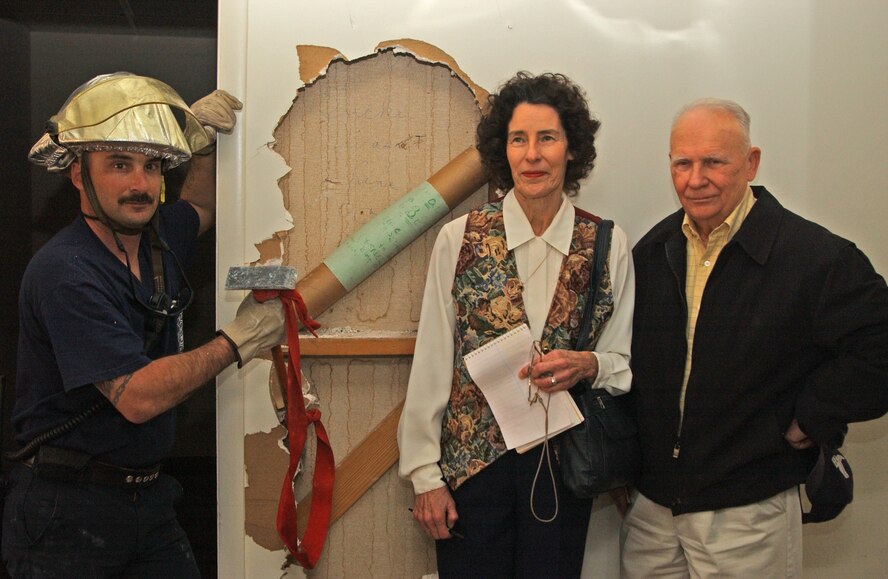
631, 186, 888, 514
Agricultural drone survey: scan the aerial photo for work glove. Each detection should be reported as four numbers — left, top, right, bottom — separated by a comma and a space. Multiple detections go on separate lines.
190, 89, 243, 151
218, 294, 286, 368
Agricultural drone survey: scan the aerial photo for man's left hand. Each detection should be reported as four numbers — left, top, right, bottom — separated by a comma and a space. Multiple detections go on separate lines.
190, 89, 243, 146
609, 486, 632, 517
785, 419, 814, 450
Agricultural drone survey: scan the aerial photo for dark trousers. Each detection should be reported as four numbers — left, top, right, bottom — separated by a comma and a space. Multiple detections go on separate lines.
1, 464, 199, 578
436, 447, 593, 578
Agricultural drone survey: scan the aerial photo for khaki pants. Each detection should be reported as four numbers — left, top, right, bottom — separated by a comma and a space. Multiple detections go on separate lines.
620, 488, 802, 579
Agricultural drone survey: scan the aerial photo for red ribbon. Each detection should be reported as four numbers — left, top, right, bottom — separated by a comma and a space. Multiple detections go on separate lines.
254, 289, 334, 569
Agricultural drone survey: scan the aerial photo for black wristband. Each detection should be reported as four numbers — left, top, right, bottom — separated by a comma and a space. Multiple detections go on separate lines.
216, 330, 243, 368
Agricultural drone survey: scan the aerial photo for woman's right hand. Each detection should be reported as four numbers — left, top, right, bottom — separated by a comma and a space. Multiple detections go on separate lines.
412, 486, 459, 540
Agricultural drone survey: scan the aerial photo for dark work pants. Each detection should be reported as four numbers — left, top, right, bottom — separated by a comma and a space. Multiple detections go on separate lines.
1, 464, 199, 578
436, 447, 594, 578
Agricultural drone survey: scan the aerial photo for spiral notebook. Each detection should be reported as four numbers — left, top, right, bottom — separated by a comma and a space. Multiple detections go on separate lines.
463, 323, 583, 452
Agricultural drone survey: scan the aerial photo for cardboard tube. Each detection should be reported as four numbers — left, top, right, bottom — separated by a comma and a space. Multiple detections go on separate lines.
428, 146, 489, 209
294, 146, 486, 319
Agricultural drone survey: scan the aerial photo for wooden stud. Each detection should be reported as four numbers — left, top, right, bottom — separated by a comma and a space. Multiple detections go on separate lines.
296, 399, 404, 529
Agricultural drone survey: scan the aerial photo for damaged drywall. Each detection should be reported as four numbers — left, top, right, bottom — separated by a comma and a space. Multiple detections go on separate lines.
244, 425, 289, 550
296, 45, 345, 85
243, 40, 489, 577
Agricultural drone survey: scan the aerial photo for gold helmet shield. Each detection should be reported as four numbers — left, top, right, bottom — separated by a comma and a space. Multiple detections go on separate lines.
29, 72, 211, 172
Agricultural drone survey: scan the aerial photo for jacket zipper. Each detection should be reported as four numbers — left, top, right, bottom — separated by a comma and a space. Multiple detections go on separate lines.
666, 243, 688, 462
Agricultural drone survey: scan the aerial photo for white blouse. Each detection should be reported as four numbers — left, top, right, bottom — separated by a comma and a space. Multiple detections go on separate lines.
397, 191, 635, 494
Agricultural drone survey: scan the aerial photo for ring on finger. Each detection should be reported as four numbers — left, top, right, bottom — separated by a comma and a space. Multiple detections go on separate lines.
550, 376, 557, 386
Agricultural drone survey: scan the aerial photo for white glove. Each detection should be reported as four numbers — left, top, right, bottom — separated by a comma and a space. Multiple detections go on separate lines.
190, 89, 243, 147
219, 294, 286, 367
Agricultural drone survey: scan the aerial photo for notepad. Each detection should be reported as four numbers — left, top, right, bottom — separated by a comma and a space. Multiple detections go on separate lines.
463, 324, 584, 452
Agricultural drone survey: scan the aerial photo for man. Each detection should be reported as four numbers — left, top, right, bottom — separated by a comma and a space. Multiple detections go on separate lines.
622, 98, 888, 577
2, 73, 285, 577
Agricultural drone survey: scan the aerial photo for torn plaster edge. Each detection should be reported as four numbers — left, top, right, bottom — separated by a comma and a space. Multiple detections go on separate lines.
248, 44, 350, 267
248, 45, 351, 267
245, 533, 304, 577
240, 162, 293, 267
375, 38, 491, 111
236, 43, 303, 270
251, 233, 288, 266
293, 39, 489, 107
297, 45, 348, 85
243, 356, 283, 437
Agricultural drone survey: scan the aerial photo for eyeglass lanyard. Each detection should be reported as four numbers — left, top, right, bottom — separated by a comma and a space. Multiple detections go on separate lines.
528, 341, 559, 523
529, 393, 559, 523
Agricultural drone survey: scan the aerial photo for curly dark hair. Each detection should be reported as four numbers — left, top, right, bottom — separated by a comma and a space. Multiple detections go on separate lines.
476, 72, 600, 196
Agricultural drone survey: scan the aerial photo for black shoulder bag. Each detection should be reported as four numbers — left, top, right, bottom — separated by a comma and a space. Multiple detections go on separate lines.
558, 219, 641, 499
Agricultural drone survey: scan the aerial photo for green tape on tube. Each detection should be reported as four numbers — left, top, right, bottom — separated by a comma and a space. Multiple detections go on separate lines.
324, 181, 449, 291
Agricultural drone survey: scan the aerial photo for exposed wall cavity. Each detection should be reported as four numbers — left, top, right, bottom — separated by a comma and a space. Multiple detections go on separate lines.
243, 41, 488, 576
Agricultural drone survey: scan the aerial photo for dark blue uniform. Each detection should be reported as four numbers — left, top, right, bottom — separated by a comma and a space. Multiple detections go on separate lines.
3, 201, 201, 577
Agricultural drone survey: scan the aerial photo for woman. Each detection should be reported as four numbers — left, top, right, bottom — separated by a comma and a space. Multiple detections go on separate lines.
397, 72, 634, 577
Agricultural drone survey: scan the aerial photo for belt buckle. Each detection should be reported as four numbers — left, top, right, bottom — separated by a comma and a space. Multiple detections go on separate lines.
124, 471, 160, 486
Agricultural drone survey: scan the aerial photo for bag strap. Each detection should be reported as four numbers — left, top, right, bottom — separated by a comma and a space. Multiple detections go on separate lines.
575, 219, 613, 352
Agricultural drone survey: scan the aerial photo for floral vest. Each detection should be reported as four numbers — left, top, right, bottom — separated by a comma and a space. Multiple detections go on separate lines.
439, 200, 615, 489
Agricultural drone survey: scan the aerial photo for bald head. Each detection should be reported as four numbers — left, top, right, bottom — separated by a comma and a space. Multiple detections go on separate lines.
673, 98, 752, 149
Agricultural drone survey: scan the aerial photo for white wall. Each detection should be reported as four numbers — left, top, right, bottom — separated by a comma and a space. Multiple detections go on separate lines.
216, 1, 888, 576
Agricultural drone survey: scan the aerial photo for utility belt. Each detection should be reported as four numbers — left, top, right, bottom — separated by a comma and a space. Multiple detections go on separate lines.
24, 446, 161, 489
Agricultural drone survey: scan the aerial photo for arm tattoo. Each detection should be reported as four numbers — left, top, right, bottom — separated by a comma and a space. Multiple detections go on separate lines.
96, 373, 133, 406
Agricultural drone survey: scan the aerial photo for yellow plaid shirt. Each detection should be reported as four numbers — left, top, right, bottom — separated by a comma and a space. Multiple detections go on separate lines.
679, 186, 756, 420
